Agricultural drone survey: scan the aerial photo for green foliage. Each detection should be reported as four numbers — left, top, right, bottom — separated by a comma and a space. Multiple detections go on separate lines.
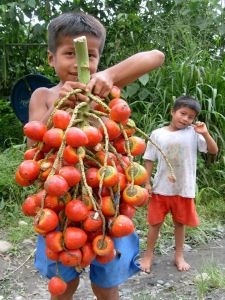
194, 263, 225, 299
0, 99, 24, 149
0, 145, 34, 215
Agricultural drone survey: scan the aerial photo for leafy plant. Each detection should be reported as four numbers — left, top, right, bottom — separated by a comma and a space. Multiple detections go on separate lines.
0, 99, 24, 149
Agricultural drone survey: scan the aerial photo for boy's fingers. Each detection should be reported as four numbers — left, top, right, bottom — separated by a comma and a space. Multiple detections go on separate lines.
77, 93, 90, 102
86, 78, 96, 93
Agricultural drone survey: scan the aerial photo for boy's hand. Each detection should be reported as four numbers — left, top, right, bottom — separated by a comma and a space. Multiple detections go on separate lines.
87, 70, 113, 99
59, 81, 90, 108
145, 182, 152, 196
193, 121, 208, 135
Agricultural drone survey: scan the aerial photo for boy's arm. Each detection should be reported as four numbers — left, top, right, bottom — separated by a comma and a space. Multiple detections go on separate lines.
144, 159, 154, 195
88, 50, 165, 97
193, 122, 218, 154
29, 88, 53, 124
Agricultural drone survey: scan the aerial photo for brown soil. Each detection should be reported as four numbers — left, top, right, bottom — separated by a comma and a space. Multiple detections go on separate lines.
0, 234, 225, 300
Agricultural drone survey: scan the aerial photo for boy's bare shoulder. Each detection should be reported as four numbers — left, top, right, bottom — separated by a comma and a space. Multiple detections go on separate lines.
30, 86, 58, 107
31, 87, 54, 100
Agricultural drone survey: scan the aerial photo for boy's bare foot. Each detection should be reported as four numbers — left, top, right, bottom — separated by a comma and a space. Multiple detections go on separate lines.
140, 251, 153, 273
175, 253, 190, 271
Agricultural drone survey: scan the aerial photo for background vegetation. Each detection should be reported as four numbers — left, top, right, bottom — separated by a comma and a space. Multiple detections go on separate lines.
0, 0, 224, 247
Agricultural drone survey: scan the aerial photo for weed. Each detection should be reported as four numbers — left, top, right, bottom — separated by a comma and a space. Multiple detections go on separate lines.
194, 262, 225, 299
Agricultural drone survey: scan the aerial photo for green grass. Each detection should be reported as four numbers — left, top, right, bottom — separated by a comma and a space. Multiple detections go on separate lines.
194, 262, 225, 299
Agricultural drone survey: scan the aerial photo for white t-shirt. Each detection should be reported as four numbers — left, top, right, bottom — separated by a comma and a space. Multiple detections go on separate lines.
143, 126, 207, 198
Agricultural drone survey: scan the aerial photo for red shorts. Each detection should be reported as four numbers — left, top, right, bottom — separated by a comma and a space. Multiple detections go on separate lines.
147, 193, 199, 227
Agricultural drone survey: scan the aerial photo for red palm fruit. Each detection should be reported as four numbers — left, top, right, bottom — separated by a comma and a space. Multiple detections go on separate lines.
113, 137, 126, 154
94, 186, 110, 197
100, 196, 116, 217
80, 242, 96, 268
109, 86, 121, 99
92, 235, 114, 256
35, 189, 46, 206
77, 194, 93, 210
83, 211, 103, 232
65, 199, 88, 222
119, 202, 136, 219
23, 121, 47, 141
95, 151, 117, 166
24, 147, 44, 161
41, 143, 52, 153
46, 153, 58, 163
52, 110, 71, 129
92, 101, 108, 113
33, 225, 47, 236
123, 119, 136, 136
121, 155, 131, 166
34, 208, 59, 234
122, 185, 147, 206
41, 169, 52, 181
135, 188, 149, 207
108, 98, 126, 109
115, 163, 125, 174
95, 249, 116, 264
46, 247, 60, 261
44, 175, 69, 197
110, 102, 131, 123
87, 229, 103, 242
97, 166, 119, 187
48, 276, 67, 296
109, 215, 134, 238
18, 160, 40, 181
59, 249, 82, 267
15, 170, 33, 186
128, 136, 146, 156
63, 145, 85, 164
125, 162, 148, 185
100, 119, 121, 141
113, 172, 127, 192
86, 168, 100, 188
44, 195, 59, 211
64, 227, 87, 250
82, 126, 103, 147
65, 127, 88, 147
59, 166, 81, 187
21, 195, 40, 216
43, 128, 64, 148
46, 231, 63, 252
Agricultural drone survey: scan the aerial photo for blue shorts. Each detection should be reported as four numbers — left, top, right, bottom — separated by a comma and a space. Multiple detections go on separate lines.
35, 232, 140, 288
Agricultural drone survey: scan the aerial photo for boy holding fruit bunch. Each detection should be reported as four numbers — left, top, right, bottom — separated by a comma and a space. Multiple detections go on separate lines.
141, 95, 218, 274
27, 11, 165, 300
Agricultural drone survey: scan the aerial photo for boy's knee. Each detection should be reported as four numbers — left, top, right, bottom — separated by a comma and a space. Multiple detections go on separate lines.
91, 283, 119, 300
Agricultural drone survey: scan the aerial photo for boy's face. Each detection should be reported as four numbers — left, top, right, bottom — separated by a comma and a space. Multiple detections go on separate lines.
48, 34, 101, 83
171, 107, 197, 129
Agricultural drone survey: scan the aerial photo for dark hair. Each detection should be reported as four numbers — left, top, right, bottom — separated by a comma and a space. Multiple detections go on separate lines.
48, 11, 106, 54
173, 95, 201, 115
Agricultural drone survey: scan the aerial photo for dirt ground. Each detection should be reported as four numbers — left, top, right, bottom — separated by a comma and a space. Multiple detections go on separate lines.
0, 233, 225, 300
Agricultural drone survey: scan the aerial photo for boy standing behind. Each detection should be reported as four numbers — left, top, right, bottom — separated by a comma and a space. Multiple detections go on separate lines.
141, 96, 218, 273
29, 11, 165, 300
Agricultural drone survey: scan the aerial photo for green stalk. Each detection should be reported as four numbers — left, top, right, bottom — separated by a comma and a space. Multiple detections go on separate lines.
74, 36, 90, 84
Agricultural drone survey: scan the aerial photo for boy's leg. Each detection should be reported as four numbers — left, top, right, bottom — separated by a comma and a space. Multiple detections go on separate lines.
50, 277, 79, 300
174, 221, 190, 271
91, 283, 119, 300
140, 222, 162, 273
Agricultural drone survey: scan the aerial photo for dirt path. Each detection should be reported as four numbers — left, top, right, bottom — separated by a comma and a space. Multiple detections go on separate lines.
0, 234, 225, 300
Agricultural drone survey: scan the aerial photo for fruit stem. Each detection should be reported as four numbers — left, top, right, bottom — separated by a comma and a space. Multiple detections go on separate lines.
74, 36, 90, 84
119, 124, 135, 187
85, 112, 110, 205
135, 127, 176, 182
